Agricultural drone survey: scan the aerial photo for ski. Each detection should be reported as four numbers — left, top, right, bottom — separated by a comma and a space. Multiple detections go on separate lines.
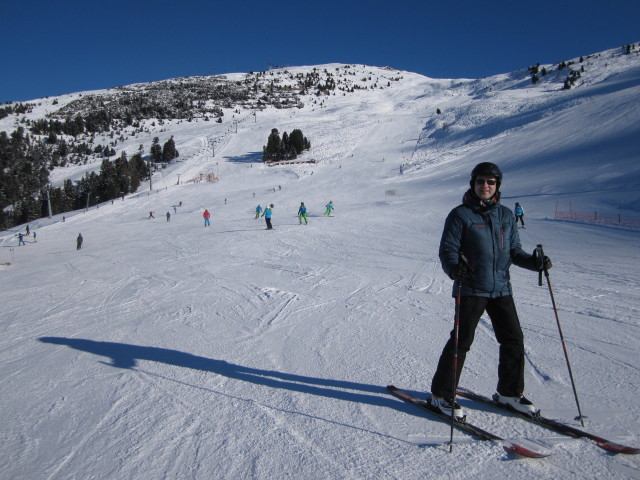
456, 387, 640, 455
387, 385, 550, 458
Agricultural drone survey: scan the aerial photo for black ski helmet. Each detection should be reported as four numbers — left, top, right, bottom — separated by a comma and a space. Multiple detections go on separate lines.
470, 162, 502, 189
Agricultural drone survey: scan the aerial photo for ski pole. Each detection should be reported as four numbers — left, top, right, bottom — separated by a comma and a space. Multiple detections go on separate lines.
449, 277, 461, 452
449, 252, 470, 452
536, 244, 586, 426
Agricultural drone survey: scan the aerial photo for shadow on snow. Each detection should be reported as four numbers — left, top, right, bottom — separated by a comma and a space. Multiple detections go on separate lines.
223, 151, 263, 164
39, 337, 413, 414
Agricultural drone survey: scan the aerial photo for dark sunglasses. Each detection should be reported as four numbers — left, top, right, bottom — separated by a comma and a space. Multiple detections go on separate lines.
475, 178, 497, 186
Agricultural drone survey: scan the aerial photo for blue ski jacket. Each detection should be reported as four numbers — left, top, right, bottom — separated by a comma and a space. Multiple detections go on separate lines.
439, 190, 538, 297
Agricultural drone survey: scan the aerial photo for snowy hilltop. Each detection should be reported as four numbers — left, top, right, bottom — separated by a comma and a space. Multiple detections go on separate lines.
1, 45, 639, 479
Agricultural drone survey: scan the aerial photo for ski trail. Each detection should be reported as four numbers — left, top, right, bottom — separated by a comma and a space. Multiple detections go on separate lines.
38, 279, 88, 318
45, 394, 127, 480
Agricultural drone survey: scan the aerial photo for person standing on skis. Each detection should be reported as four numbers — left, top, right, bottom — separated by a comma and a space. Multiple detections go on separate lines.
324, 201, 334, 216
262, 204, 274, 230
298, 202, 308, 225
514, 202, 525, 228
430, 162, 552, 418
203, 209, 211, 227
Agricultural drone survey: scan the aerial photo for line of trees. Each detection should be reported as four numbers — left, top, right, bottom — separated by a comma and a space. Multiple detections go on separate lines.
0, 128, 178, 230
262, 128, 310, 162
0, 127, 51, 228
150, 136, 179, 163
43, 150, 150, 219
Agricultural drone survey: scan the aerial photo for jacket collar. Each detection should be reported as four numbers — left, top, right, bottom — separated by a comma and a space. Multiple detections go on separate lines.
463, 189, 501, 213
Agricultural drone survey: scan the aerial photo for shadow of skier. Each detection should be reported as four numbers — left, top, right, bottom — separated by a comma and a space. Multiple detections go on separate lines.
39, 337, 407, 413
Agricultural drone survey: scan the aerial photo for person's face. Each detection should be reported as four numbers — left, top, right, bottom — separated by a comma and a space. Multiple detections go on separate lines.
474, 175, 497, 201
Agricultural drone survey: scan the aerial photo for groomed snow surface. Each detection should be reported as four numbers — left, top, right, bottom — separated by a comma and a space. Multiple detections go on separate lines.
1, 50, 640, 479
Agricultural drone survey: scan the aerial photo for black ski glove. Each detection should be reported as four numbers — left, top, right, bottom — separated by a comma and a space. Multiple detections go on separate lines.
452, 252, 473, 281
532, 248, 552, 271
452, 263, 469, 281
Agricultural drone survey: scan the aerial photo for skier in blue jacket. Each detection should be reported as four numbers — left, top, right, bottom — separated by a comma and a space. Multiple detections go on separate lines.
430, 162, 552, 418
262, 204, 274, 230
298, 202, 308, 224
514, 202, 525, 228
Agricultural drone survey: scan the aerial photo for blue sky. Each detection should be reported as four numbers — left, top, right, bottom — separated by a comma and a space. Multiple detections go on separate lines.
2, 0, 639, 102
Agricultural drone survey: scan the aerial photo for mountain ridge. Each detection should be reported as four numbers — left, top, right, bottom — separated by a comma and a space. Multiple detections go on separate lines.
1, 44, 639, 230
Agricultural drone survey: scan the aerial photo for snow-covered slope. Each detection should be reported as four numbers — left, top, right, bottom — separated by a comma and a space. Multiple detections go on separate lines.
1, 48, 639, 479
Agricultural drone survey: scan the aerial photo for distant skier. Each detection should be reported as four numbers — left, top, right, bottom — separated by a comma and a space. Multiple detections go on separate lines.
33, 231, 37, 242
18, 233, 26, 246
298, 202, 308, 225
324, 201, 334, 216
255, 204, 262, 219
514, 202, 525, 228
166, 211, 171, 222
26, 225, 30, 236
148, 211, 155, 219
262, 204, 274, 230
76, 233, 83, 250
203, 209, 211, 227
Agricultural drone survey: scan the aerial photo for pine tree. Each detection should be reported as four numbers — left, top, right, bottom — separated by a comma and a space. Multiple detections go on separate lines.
115, 152, 131, 195
162, 136, 179, 163
150, 137, 162, 163
98, 158, 119, 200
282, 131, 291, 158
263, 128, 282, 162
289, 129, 305, 155
129, 152, 147, 191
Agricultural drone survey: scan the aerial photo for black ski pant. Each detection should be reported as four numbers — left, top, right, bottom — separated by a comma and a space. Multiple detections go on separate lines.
265, 218, 273, 229
431, 295, 525, 399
